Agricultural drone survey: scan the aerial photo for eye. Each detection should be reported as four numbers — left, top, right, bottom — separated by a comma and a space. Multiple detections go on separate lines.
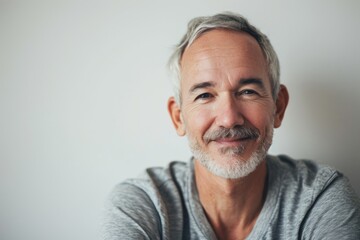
195, 92, 213, 101
237, 89, 258, 96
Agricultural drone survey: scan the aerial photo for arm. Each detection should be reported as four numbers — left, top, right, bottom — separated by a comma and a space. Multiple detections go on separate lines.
300, 175, 360, 240
102, 183, 162, 240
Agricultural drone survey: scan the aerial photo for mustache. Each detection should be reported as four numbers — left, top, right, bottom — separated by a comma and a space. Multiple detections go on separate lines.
203, 126, 260, 144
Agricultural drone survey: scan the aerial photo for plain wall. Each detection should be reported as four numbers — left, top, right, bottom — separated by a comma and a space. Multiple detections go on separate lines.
1, 1, 359, 239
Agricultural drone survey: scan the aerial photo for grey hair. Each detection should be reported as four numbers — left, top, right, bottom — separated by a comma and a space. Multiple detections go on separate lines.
168, 12, 280, 105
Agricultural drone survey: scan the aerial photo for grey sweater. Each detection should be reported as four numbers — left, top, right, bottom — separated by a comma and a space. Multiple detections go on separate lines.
103, 155, 360, 239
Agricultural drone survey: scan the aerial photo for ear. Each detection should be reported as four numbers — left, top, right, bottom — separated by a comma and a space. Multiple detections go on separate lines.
273, 84, 289, 128
167, 97, 186, 136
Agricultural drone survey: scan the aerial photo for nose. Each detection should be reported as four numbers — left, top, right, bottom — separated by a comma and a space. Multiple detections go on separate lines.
214, 95, 244, 128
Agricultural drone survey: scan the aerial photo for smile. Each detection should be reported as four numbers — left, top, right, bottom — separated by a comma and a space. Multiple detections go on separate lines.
213, 136, 253, 147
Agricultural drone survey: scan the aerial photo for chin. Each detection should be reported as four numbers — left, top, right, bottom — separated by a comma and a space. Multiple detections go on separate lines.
197, 150, 266, 179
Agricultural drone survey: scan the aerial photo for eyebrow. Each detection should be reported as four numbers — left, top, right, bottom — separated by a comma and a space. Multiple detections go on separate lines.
189, 81, 216, 94
189, 78, 265, 94
239, 78, 265, 90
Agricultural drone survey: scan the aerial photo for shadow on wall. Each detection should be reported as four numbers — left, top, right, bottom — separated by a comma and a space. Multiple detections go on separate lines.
291, 72, 360, 196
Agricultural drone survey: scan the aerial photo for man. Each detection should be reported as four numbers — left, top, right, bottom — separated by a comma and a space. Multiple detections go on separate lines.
104, 12, 360, 239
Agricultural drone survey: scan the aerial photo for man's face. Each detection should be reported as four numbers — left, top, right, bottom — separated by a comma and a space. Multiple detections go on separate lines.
169, 29, 285, 178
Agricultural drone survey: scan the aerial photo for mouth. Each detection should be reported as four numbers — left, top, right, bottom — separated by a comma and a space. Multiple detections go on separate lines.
213, 136, 254, 146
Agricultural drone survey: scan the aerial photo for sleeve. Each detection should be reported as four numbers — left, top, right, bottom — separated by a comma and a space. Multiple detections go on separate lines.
301, 174, 360, 240
102, 183, 162, 240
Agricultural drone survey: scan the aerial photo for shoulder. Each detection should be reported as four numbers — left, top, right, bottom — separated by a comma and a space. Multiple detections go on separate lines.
268, 154, 338, 184
103, 161, 190, 240
267, 155, 360, 239
107, 160, 189, 216
268, 155, 342, 198
267, 154, 358, 208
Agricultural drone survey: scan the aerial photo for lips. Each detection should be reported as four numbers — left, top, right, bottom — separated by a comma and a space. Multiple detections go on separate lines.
215, 136, 251, 143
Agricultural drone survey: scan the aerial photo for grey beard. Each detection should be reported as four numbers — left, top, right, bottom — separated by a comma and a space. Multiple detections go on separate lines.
188, 125, 273, 179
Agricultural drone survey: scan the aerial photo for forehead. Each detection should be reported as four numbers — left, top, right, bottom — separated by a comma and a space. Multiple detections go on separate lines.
180, 29, 269, 89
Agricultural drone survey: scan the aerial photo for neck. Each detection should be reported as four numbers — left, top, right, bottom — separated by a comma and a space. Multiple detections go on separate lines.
194, 159, 267, 240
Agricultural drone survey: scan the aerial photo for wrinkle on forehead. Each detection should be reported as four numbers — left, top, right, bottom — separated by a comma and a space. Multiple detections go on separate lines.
183, 30, 265, 59
180, 30, 267, 78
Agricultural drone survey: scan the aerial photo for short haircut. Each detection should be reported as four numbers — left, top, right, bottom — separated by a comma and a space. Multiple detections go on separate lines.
168, 12, 280, 105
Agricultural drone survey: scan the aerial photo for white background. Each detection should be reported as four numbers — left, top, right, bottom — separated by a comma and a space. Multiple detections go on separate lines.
1, 1, 359, 239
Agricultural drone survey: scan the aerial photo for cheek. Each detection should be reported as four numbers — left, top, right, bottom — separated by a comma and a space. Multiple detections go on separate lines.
241, 103, 275, 130
183, 106, 214, 137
